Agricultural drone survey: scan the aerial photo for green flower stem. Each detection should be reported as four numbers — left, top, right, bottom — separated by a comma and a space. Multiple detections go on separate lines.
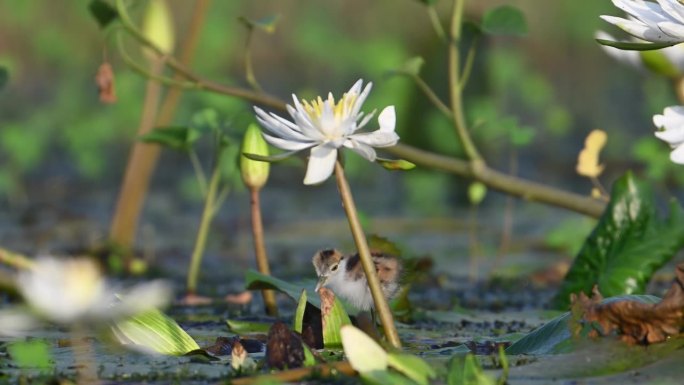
448, 0, 483, 164
333, 160, 401, 349
250, 187, 278, 316
244, 27, 263, 92
427, 6, 446, 41
187, 151, 224, 294
412, 74, 453, 119
0, 247, 34, 270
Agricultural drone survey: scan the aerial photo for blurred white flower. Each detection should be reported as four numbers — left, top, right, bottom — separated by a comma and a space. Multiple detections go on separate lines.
601, 0, 684, 44
653, 106, 684, 163
254, 79, 399, 185
0, 257, 171, 335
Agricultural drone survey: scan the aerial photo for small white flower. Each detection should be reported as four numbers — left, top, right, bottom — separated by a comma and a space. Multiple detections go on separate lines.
0, 257, 171, 332
601, 0, 684, 43
254, 79, 399, 185
653, 105, 684, 163
596, 30, 684, 73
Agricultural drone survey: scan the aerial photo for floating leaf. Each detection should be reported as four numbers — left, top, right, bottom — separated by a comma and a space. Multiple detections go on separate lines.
596, 38, 677, 51
376, 158, 416, 171
7, 340, 52, 371
482, 5, 527, 37
88, 0, 118, 28
387, 353, 436, 385
226, 319, 271, 334
341, 325, 388, 373
552, 172, 684, 308
0, 66, 8, 90
139, 126, 201, 151
319, 288, 352, 349
111, 309, 200, 355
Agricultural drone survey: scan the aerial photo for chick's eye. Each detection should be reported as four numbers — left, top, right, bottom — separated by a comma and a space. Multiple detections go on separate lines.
331, 264, 338, 272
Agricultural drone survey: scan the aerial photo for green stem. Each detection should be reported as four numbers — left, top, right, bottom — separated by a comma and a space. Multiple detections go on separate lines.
427, 6, 446, 41
0, 248, 34, 270
460, 37, 478, 90
189, 149, 208, 197
412, 75, 453, 119
250, 187, 278, 316
186, 150, 223, 294
333, 160, 401, 349
244, 27, 263, 92
448, 0, 482, 164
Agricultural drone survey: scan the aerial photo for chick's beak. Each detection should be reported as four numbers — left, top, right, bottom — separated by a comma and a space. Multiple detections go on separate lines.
315, 275, 328, 292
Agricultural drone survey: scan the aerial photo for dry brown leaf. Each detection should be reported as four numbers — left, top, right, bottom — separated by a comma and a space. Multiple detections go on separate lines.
571, 263, 684, 344
95, 62, 116, 104
266, 321, 305, 369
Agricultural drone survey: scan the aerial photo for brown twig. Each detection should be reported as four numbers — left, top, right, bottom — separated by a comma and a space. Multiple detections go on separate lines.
250, 187, 278, 316
228, 361, 355, 385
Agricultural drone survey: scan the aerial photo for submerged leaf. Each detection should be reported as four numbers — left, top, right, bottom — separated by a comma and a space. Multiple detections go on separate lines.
552, 172, 684, 308
111, 309, 200, 355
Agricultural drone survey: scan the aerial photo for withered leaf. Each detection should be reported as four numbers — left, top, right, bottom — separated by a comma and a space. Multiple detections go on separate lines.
266, 321, 305, 369
95, 62, 116, 104
572, 263, 684, 344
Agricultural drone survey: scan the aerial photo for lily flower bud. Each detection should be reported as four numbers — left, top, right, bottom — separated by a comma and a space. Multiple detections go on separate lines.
241, 123, 270, 189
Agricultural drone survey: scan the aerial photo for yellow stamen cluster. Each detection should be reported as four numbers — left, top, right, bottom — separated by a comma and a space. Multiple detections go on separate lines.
301, 92, 358, 121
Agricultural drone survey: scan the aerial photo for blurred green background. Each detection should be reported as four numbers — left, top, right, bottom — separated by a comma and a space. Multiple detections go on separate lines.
0, 1, 681, 264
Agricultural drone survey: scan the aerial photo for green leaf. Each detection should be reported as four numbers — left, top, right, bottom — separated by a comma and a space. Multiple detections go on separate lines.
88, 0, 119, 28
303, 344, 317, 367
111, 309, 200, 355
387, 353, 436, 385
0, 66, 8, 90
341, 325, 388, 373
447, 354, 497, 385
226, 319, 272, 334
510, 125, 536, 147
138, 126, 201, 151
399, 57, 425, 76
238, 15, 280, 33
245, 269, 321, 308
362, 370, 420, 385
596, 38, 677, 51
507, 295, 660, 355
482, 5, 527, 37
320, 289, 352, 349
8, 340, 52, 371
243, 151, 297, 163
293, 289, 308, 333
376, 157, 416, 171
552, 172, 684, 308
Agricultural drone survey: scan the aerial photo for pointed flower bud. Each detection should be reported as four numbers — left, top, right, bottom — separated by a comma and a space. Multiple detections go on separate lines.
241, 123, 270, 189
142, 0, 175, 61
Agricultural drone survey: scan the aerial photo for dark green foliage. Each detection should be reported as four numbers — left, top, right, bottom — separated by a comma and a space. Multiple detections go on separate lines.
552, 172, 684, 309
0, 66, 7, 90
139, 126, 201, 152
482, 5, 528, 37
88, 0, 118, 28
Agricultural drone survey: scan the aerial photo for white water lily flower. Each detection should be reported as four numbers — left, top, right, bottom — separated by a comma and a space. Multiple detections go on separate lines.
254, 79, 399, 185
653, 106, 684, 163
1, 257, 171, 331
601, 0, 684, 43
596, 30, 684, 73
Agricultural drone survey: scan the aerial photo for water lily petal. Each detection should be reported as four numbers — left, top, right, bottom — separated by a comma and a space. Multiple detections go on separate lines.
351, 131, 399, 148
654, 105, 684, 127
262, 133, 316, 151
344, 139, 377, 161
255, 108, 309, 141
116, 280, 172, 317
378, 106, 396, 132
595, 31, 644, 70
659, 21, 684, 39
304, 145, 338, 185
670, 143, 684, 163
655, 127, 684, 145
602, 15, 670, 42
659, 0, 684, 24
350, 81, 373, 118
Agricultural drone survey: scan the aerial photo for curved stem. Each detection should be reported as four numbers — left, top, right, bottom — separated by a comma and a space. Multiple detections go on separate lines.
460, 37, 478, 90
387, 143, 606, 217
244, 27, 263, 92
426, 6, 446, 41
0, 247, 34, 270
334, 160, 401, 349
189, 149, 208, 197
412, 75, 453, 119
448, 0, 482, 163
